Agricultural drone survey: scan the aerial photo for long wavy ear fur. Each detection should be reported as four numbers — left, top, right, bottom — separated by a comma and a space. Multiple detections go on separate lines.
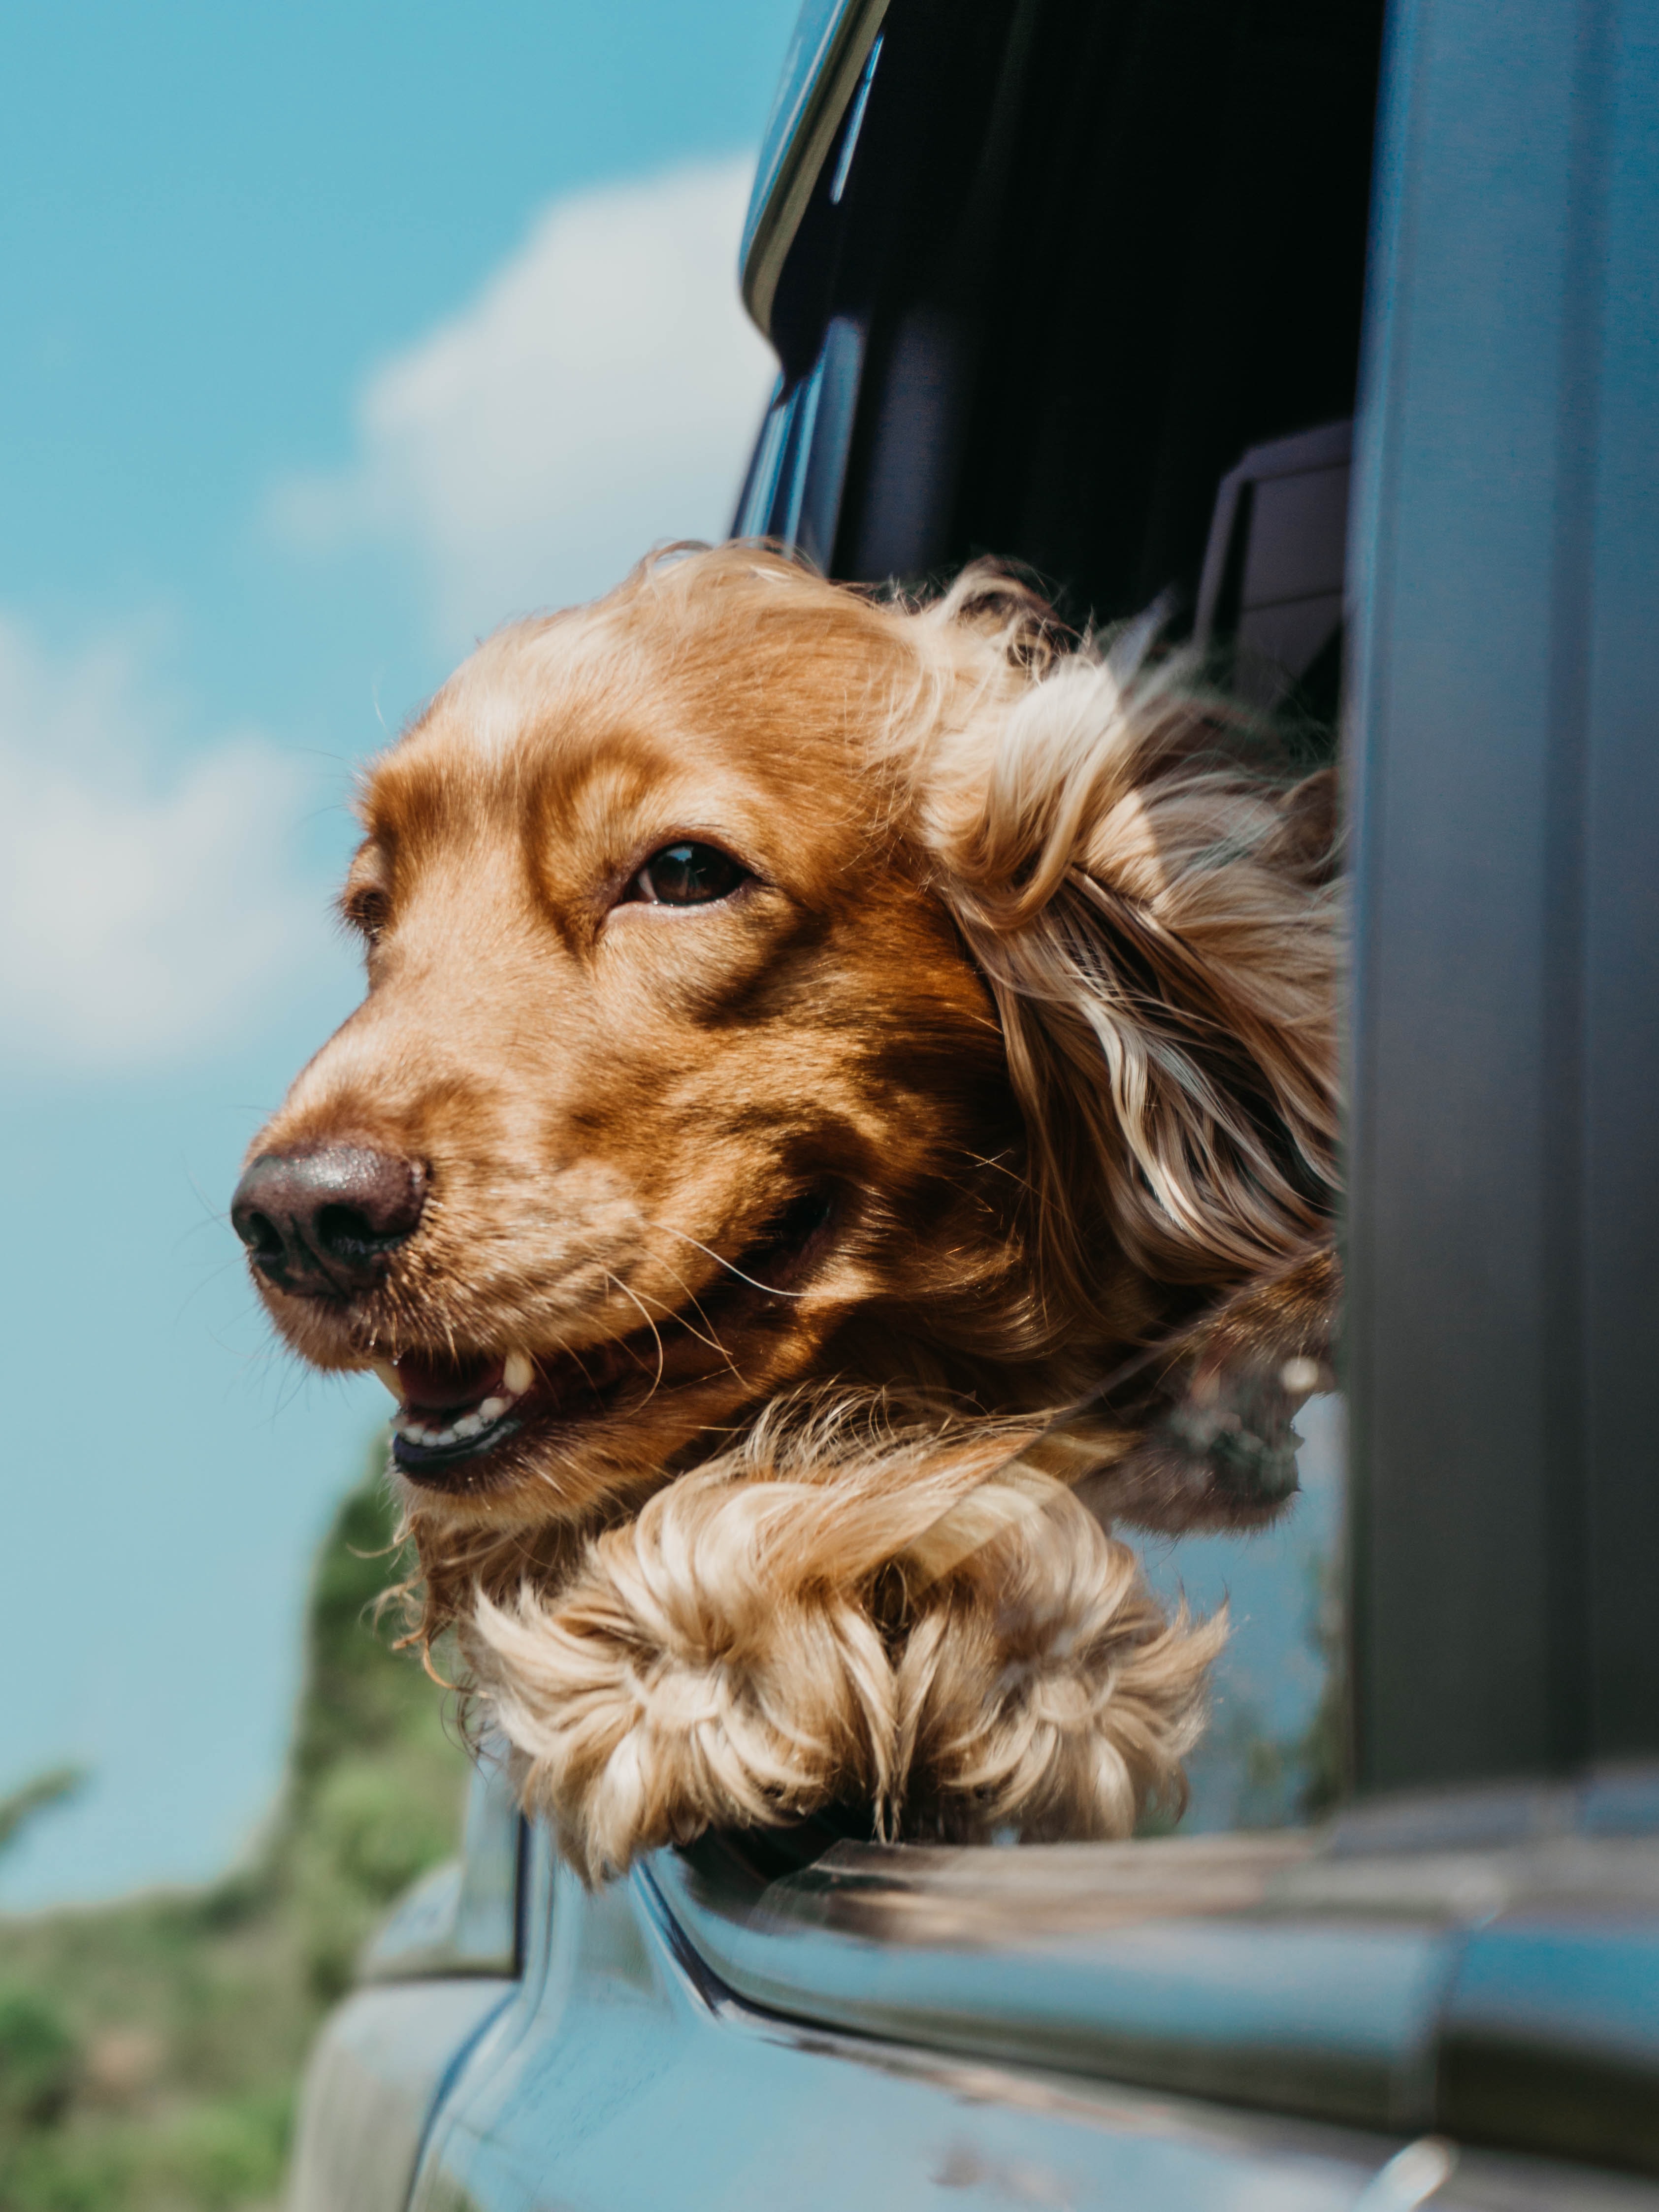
906, 568, 1340, 1311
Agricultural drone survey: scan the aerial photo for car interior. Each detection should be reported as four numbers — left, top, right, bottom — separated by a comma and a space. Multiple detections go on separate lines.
740, 0, 1382, 742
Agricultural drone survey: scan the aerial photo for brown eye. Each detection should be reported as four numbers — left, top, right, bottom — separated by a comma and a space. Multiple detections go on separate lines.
344, 886, 390, 943
626, 842, 747, 907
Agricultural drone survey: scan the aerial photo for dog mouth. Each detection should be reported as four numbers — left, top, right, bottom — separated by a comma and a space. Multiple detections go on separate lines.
379, 1338, 629, 1477
380, 1187, 837, 1488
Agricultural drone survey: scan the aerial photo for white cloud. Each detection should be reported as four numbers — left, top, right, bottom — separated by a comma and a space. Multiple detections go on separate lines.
0, 617, 335, 1071
273, 155, 779, 647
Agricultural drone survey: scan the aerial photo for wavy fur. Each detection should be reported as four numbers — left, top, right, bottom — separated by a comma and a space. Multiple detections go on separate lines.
466, 1397, 1221, 1883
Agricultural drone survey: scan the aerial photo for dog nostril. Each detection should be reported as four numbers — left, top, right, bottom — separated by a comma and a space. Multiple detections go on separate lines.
238, 1209, 287, 1266
314, 1202, 390, 1263
230, 1145, 426, 1297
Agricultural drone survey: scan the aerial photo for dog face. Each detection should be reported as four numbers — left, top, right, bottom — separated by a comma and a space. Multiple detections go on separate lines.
235, 549, 1339, 1569
234, 575, 1055, 1536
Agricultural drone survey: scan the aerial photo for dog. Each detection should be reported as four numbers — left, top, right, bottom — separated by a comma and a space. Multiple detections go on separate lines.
232, 547, 1340, 1882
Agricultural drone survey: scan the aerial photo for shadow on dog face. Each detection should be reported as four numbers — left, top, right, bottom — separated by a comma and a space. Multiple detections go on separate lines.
233, 573, 1073, 1538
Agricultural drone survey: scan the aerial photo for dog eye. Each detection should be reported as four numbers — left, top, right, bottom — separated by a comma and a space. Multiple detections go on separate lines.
343, 886, 390, 943
626, 842, 748, 907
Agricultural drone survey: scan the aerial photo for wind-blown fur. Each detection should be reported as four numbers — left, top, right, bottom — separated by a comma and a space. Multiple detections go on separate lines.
915, 572, 1336, 1292
239, 545, 1340, 1883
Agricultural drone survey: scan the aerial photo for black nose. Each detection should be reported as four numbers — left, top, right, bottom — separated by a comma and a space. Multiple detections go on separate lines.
231, 1145, 426, 1297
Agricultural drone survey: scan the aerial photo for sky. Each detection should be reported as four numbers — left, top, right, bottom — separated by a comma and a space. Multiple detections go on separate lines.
0, 0, 789, 1907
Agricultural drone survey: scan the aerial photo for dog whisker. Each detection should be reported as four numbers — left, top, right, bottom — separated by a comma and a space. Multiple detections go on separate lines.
599, 1269, 668, 1403
648, 1222, 814, 1302
174, 1251, 261, 1328
629, 1240, 750, 1393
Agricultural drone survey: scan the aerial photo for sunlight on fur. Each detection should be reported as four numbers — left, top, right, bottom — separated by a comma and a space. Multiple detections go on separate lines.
235, 543, 1341, 1882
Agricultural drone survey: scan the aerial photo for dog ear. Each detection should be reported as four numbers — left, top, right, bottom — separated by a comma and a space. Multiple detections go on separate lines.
912, 597, 1341, 1321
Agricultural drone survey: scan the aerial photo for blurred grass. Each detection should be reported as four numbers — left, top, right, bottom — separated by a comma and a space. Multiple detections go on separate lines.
0, 1451, 467, 2212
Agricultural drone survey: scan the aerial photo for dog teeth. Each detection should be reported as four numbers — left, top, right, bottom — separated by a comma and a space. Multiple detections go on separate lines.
390, 1399, 516, 1451
387, 1349, 533, 1455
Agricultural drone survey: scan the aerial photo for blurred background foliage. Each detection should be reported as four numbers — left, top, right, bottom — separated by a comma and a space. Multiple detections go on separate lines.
0, 1433, 1341, 2211
0, 1451, 466, 2212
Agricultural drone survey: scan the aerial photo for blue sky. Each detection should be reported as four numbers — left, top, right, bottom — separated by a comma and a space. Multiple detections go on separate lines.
0, 0, 791, 1906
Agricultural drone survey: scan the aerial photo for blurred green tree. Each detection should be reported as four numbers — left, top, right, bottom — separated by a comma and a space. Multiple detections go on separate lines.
0, 1444, 469, 2212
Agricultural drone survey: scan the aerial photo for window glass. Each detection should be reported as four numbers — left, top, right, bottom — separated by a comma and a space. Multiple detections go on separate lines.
1144, 1396, 1346, 1831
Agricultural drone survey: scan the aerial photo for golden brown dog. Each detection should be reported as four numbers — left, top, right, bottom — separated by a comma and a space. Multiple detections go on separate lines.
233, 547, 1340, 1880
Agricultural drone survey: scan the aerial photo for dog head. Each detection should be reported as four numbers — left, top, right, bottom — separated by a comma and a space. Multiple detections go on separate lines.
233, 549, 1339, 1592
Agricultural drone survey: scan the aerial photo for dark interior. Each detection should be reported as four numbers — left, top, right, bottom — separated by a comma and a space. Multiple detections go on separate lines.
766, 0, 1384, 716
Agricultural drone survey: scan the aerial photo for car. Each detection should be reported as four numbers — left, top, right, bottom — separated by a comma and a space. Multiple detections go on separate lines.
287, 0, 1659, 2204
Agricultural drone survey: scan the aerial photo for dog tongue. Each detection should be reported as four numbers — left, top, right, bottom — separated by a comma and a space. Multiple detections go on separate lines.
393, 1350, 504, 1413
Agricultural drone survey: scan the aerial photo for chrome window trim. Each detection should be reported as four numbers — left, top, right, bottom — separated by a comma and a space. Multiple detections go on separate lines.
739, 0, 888, 341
